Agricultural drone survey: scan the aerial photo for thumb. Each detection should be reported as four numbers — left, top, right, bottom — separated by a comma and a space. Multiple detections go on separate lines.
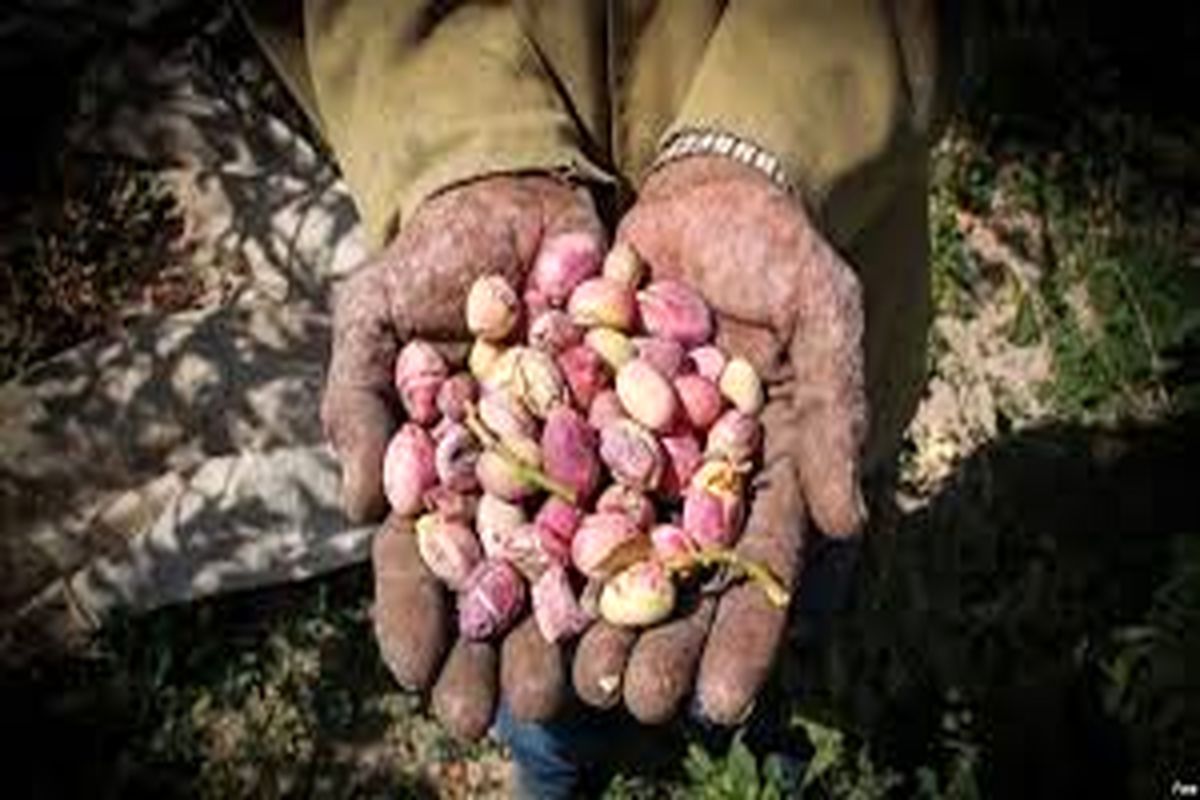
787, 242, 868, 538
322, 266, 399, 522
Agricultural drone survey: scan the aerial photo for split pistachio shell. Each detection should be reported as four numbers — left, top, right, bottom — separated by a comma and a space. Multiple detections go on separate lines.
394, 341, 448, 425
466, 275, 520, 341
705, 409, 763, 464
585, 328, 636, 371
422, 485, 478, 523
688, 345, 727, 382
596, 484, 655, 530
616, 359, 678, 432
529, 310, 584, 354
477, 391, 541, 465
683, 460, 746, 548
436, 373, 479, 422
529, 231, 602, 307
415, 513, 483, 590
557, 344, 609, 409
486, 523, 560, 581
598, 418, 664, 491
674, 374, 724, 431
533, 497, 583, 552
637, 280, 713, 346
568, 277, 637, 330
601, 241, 645, 287
532, 564, 593, 642
571, 512, 648, 579
660, 432, 704, 499
541, 406, 601, 502
475, 450, 536, 501
476, 494, 528, 554
718, 357, 765, 414
650, 524, 696, 562
459, 559, 527, 641
434, 423, 481, 493
469, 339, 506, 381
599, 561, 676, 627
382, 423, 437, 516
512, 348, 568, 419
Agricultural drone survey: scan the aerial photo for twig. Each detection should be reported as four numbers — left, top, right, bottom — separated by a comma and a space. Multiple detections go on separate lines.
666, 549, 790, 608
463, 404, 577, 503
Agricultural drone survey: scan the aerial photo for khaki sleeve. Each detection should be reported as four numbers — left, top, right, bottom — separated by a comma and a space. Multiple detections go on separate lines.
663, 0, 935, 234
303, 1, 612, 245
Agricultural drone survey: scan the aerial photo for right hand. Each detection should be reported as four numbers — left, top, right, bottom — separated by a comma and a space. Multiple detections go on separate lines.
571, 155, 867, 726
321, 174, 605, 739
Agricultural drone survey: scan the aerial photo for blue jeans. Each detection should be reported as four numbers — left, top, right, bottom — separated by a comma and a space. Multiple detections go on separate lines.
495, 537, 861, 799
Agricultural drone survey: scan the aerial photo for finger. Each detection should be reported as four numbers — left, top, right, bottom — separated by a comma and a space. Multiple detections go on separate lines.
541, 181, 607, 243
385, 177, 601, 342
371, 513, 451, 690
788, 243, 868, 537
695, 450, 806, 725
432, 638, 499, 742
500, 616, 568, 722
572, 620, 638, 709
622, 595, 717, 725
322, 267, 400, 522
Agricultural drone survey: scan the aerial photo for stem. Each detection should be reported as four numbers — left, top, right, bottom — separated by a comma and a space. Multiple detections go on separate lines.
510, 460, 577, 503
667, 549, 790, 608
464, 404, 577, 504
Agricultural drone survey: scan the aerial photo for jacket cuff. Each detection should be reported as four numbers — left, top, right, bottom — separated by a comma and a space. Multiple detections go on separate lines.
389, 137, 612, 247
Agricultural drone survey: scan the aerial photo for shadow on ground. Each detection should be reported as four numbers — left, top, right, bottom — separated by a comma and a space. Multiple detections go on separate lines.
4, 568, 447, 798
785, 411, 1200, 798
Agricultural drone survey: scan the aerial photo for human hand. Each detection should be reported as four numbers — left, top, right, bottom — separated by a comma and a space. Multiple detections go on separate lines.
320, 174, 605, 739
572, 156, 867, 725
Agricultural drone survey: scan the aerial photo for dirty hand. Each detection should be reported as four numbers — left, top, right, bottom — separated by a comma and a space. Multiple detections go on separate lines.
321, 174, 605, 739
573, 156, 868, 725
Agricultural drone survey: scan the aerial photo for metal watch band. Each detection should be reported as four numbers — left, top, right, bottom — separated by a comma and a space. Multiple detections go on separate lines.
651, 128, 793, 194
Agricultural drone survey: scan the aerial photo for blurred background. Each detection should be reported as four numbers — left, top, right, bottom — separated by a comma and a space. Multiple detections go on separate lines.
2, 1, 1197, 797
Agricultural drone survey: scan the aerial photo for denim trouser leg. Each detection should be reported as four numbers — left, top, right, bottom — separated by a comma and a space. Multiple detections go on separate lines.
494, 702, 637, 799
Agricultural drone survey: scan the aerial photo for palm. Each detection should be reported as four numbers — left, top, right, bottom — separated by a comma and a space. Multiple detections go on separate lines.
322, 174, 606, 740
575, 155, 868, 725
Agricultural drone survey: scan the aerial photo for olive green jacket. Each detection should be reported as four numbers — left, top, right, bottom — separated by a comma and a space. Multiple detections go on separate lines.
245, 0, 948, 466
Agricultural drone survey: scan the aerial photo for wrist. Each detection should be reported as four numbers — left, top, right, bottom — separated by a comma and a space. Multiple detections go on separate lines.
650, 129, 794, 196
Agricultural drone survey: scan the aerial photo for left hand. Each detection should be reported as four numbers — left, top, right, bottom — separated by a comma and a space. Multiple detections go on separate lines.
321, 174, 606, 739
572, 155, 868, 725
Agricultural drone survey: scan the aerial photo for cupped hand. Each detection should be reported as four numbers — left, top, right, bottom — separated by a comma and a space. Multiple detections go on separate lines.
572, 155, 868, 725
321, 174, 605, 740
